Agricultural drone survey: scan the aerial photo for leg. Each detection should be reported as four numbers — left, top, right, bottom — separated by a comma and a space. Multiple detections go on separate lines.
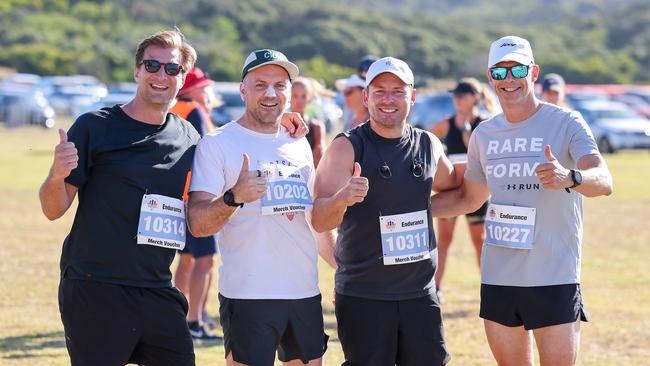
434, 217, 457, 290
187, 254, 214, 322
283, 358, 322, 366
484, 319, 534, 366
533, 320, 581, 366
466, 221, 485, 267
226, 352, 248, 366
174, 253, 194, 298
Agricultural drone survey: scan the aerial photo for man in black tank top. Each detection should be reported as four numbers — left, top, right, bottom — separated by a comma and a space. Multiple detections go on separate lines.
312, 57, 462, 366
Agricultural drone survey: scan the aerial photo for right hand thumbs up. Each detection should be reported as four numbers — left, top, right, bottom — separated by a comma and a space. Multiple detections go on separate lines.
337, 162, 369, 207
231, 153, 268, 204
58, 128, 68, 143
352, 162, 361, 177
50, 129, 78, 180
240, 153, 250, 173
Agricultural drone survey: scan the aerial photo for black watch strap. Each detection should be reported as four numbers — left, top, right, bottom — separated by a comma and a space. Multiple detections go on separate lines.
565, 169, 582, 192
224, 189, 243, 207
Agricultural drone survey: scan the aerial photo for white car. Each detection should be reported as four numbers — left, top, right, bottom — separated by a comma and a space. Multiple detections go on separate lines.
576, 101, 650, 153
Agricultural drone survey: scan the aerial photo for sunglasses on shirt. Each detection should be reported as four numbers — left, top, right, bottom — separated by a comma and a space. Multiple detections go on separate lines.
489, 65, 530, 81
139, 59, 184, 76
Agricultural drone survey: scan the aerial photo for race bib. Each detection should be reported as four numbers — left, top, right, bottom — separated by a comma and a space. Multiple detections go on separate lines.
380, 209, 431, 265
485, 203, 536, 250
261, 164, 313, 216
137, 194, 186, 250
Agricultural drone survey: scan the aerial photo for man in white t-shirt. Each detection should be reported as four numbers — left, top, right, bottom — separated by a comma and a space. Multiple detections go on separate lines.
187, 49, 327, 366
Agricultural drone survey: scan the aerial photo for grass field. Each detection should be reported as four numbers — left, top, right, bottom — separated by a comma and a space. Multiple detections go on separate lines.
1, 121, 649, 365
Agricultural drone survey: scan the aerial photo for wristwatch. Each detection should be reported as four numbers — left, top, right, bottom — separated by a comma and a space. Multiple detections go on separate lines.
565, 169, 583, 192
223, 189, 243, 208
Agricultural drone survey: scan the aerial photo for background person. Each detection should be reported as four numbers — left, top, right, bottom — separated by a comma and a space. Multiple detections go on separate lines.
171, 66, 220, 339
429, 77, 497, 299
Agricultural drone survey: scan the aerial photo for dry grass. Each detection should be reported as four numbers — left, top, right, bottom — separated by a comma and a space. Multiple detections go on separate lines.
1, 121, 648, 365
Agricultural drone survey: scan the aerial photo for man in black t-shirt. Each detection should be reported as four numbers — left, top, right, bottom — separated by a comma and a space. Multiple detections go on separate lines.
39, 29, 200, 366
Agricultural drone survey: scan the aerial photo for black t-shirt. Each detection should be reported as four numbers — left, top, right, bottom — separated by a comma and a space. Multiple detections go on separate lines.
335, 122, 438, 300
62, 105, 200, 288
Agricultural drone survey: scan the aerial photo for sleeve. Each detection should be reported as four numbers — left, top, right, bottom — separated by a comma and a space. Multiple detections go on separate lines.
185, 108, 206, 136
567, 110, 600, 161
64, 114, 95, 188
464, 130, 487, 184
189, 135, 226, 197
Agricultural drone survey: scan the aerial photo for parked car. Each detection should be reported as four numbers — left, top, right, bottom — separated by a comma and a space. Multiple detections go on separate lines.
39, 75, 107, 115
611, 94, 650, 119
0, 73, 41, 91
74, 92, 134, 119
409, 91, 500, 131
210, 82, 245, 126
0, 88, 55, 128
575, 101, 650, 153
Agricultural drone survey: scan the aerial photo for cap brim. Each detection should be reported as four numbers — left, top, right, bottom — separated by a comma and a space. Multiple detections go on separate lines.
489, 53, 533, 68
246, 60, 299, 80
544, 84, 563, 92
366, 71, 412, 88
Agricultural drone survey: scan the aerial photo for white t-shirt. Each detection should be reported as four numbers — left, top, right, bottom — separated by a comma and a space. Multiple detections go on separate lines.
190, 122, 320, 299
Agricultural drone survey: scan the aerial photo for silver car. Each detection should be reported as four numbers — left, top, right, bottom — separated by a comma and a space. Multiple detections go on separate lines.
576, 101, 650, 153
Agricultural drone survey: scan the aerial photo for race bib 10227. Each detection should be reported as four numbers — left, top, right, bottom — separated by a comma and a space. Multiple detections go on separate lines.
485, 203, 536, 250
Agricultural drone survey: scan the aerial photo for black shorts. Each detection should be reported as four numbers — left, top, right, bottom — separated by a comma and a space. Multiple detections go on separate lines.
480, 283, 589, 330
58, 278, 194, 366
219, 293, 328, 366
335, 292, 450, 366
465, 201, 488, 224
180, 231, 217, 258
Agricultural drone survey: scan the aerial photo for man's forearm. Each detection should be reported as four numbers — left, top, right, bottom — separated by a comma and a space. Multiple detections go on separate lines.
430, 183, 485, 218
316, 229, 337, 269
574, 166, 613, 197
39, 176, 75, 220
187, 196, 237, 237
312, 196, 347, 233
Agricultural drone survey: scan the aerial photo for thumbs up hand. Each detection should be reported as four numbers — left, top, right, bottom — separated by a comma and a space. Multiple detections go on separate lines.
535, 145, 572, 190
336, 162, 369, 207
230, 153, 268, 204
49, 129, 79, 180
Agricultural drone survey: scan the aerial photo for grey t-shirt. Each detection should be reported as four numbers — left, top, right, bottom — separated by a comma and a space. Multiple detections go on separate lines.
465, 103, 599, 286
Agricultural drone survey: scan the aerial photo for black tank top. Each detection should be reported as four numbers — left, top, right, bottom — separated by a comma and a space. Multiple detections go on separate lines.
335, 122, 438, 300
305, 120, 315, 148
445, 115, 484, 155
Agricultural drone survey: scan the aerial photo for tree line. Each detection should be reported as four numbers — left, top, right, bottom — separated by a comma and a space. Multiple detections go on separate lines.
0, 0, 647, 87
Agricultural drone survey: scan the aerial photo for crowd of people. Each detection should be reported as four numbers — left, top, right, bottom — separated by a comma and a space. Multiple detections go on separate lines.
39, 29, 613, 366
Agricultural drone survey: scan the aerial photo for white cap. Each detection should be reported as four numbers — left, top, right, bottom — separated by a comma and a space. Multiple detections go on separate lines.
488, 36, 535, 68
335, 74, 366, 91
365, 57, 414, 87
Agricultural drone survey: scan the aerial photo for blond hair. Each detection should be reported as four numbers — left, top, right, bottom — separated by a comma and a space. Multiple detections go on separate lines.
134, 29, 197, 74
292, 77, 315, 101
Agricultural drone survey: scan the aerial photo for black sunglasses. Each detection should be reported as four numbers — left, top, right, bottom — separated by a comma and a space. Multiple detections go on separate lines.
489, 65, 530, 81
139, 59, 184, 76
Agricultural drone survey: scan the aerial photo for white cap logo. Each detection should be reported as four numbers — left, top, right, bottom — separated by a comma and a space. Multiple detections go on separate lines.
488, 36, 535, 68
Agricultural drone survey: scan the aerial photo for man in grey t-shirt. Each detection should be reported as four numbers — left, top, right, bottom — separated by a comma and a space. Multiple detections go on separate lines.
430, 36, 613, 366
